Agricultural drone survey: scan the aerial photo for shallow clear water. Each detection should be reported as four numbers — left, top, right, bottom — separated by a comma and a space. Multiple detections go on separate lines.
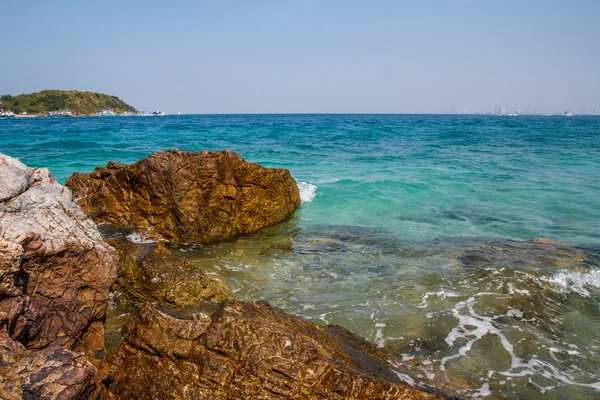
2, 115, 600, 399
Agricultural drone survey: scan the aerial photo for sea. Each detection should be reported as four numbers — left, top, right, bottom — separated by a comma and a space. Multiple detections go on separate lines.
1, 114, 599, 399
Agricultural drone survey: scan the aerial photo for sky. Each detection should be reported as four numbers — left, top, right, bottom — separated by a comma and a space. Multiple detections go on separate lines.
1, 0, 599, 114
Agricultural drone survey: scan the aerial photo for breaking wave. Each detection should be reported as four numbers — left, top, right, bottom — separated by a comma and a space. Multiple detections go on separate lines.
298, 182, 317, 203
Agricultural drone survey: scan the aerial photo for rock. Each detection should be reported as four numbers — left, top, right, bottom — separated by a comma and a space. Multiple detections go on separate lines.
0, 153, 118, 362
65, 150, 301, 243
458, 237, 588, 272
0, 330, 110, 400
0, 153, 117, 398
104, 301, 447, 400
106, 235, 229, 308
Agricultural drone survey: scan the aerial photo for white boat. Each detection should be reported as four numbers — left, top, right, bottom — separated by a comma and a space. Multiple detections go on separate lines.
0, 111, 15, 118
151, 110, 167, 116
95, 110, 116, 117
564, 111, 573, 117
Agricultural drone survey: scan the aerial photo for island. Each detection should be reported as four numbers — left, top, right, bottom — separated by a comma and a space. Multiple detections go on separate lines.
0, 90, 137, 116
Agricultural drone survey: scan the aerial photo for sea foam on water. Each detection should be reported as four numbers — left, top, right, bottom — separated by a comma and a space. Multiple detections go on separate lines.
298, 182, 317, 203
544, 269, 600, 297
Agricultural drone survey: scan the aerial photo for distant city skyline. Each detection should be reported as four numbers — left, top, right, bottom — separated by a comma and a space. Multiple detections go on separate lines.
1, 1, 598, 114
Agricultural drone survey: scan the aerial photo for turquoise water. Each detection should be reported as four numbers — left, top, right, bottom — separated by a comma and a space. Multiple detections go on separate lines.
2, 115, 600, 399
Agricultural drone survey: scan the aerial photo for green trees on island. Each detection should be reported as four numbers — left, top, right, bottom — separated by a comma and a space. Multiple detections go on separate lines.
0, 90, 137, 114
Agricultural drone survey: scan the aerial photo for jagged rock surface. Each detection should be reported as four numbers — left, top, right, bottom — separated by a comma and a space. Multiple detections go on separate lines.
0, 153, 117, 357
65, 150, 301, 243
0, 330, 110, 400
0, 153, 117, 399
107, 236, 229, 308
104, 300, 446, 400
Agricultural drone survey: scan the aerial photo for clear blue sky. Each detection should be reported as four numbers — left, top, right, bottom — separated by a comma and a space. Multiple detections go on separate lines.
1, 0, 598, 114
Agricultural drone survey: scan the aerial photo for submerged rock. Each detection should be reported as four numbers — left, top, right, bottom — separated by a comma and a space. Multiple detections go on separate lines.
65, 150, 301, 243
0, 153, 117, 398
458, 237, 588, 272
104, 300, 447, 400
107, 235, 229, 308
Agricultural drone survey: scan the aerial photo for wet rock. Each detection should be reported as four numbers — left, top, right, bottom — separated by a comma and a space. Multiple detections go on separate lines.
104, 300, 447, 400
458, 237, 588, 272
0, 153, 118, 361
107, 235, 229, 308
65, 150, 301, 243
0, 330, 110, 400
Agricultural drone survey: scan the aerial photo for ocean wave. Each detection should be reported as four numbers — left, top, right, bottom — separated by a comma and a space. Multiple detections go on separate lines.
298, 182, 317, 203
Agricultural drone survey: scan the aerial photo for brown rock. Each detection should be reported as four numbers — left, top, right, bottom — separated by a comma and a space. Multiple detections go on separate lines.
104, 301, 447, 400
0, 153, 117, 399
0, 330, 111, 400
107, 235, 229, 308
0, 154, 118, 361
65, 150, 301, 243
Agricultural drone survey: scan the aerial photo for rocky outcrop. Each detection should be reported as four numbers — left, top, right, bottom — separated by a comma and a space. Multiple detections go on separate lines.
0, 330, 110, 400
104, 300, 446, 400
0, 153, 117, 399
0, 153, 118, 358
458, 237, 588, 271
106, 236, 228, 308
65, 150, 301, 243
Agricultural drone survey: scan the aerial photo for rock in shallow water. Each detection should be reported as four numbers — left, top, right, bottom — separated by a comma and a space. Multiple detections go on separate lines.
65, 150, 301, 243
106, 235, 229, 308
104, 300, 447, 400
458, 237, 588, 272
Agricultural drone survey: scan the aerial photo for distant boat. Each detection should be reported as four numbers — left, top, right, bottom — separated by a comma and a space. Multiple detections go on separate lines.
95, 110, 116, 117
564, 111, 573, 117
151, 110, 167, 116
1, 111, 15, 118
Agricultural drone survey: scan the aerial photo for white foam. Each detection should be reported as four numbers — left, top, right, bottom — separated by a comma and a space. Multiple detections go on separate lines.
472, 383, 492, 398
126, 232, 156, 244
388, 361, 417, 387
506, 308, 523, 318
441, 293, 520, 371
417, 289, 459, 309
544, 269, 600, 297
298, 182, 317, 203
437, 289, 600, 394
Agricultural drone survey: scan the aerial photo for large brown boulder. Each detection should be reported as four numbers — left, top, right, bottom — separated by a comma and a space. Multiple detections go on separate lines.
104, 300, 447, 400
106, 236, 229, 308
0, 153, 118, 398
65, 150, 301, 243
